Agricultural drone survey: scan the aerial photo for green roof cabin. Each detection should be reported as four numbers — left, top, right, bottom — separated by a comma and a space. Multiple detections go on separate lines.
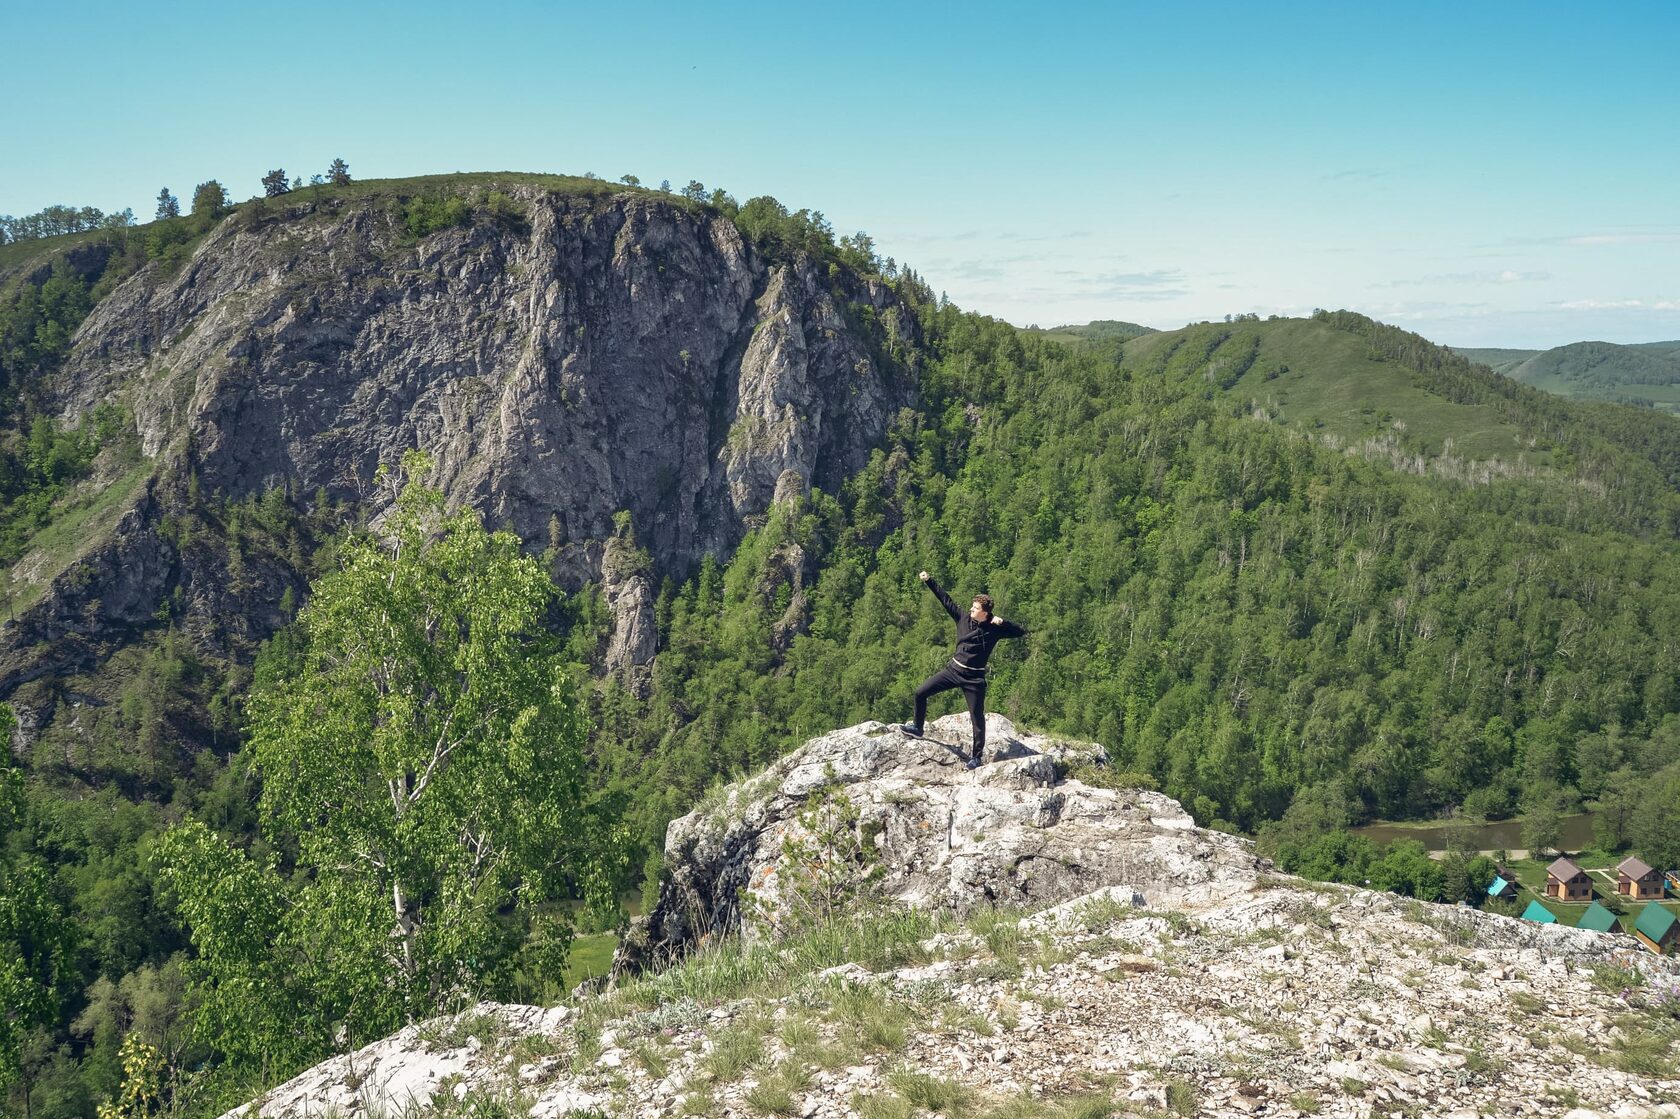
1633, 901, 1678, 955
1487, 873, 1519, 901
1577, 900, 1619, 934
1521, 900, 1557, 924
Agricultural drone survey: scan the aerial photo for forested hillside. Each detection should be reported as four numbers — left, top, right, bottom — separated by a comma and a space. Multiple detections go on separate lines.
5, 177, 1680, 1117
1021, 319, 1157, 344
1457, 339, 1680, 412
587, 308, 1680, 874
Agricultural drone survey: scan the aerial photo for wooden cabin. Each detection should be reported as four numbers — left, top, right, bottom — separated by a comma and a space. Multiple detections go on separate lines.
1617, 856, 1666, 900
1544, 857, 1593, 902
1520, 899, 1557, 924
1487, 872, 1519, 902
1577, 900, 1619, 934
1633, 902, 1678, 955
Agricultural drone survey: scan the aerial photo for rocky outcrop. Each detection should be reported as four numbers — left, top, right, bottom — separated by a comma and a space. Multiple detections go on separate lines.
4, 183, 919, 711
613, 714, 1267, 975
600, 528, 657, 695
220, 728, 1680, 1119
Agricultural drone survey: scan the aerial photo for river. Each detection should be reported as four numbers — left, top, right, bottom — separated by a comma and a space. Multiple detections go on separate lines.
1350, 812, 1598, 855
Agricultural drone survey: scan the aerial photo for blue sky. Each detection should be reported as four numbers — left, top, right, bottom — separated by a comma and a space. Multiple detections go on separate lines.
5, 0, 1676, 346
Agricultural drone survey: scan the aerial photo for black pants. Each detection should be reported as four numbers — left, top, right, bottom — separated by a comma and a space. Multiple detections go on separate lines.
914, 662, 988, 757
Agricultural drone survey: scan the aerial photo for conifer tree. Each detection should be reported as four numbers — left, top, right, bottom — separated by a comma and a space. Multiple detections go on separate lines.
326, 158, 351, 186
154, 188, 179, 221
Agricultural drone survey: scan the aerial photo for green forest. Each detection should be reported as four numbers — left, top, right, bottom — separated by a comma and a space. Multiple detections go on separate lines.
5, 180, 1680, 1118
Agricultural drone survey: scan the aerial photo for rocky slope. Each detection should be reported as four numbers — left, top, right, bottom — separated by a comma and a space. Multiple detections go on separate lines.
223, 717, 1680, 1119
3, 180, 919, 728
615, 715, 1263, 974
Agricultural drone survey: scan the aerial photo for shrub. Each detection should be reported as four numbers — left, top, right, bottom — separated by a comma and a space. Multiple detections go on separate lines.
404, 195, 472, 238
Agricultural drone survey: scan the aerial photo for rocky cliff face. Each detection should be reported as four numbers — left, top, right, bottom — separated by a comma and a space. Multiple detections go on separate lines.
221, 718, 1680, 1119
3, 183, 919, 718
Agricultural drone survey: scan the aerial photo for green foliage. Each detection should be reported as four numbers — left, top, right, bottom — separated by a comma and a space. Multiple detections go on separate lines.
0, 405, 133, 571
94, 1034, 163, 1119
744, 781, 884, 938
1023, 319, 1157, 345
733, 196, 839, 262
1631, 763, 1680, 873
404, 194, 473, 238
156, 456, 625, 1083
0, 706, 79, 1104
0, 205, 130, 245
0, 261, 94, 392
189, 182, 229, 219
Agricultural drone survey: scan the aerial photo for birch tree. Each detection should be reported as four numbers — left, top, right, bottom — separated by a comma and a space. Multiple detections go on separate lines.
158, 454, 619, 1072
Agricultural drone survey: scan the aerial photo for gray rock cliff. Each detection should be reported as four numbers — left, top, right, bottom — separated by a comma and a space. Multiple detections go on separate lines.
3, 184, 919, 721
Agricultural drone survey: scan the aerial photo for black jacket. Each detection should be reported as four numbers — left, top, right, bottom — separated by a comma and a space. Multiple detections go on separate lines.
926, 577, 1026, 671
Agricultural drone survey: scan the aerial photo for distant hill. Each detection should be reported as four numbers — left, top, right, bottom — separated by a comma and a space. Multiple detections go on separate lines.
1023, 318, 1157, 344
1124, 311, 1680, 492
1453, 347, 1539, 376
1454, 339, 1680, 412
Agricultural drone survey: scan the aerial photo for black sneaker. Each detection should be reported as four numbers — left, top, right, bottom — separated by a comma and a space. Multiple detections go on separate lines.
899, 723, 923, 738
965, 756, 981, 770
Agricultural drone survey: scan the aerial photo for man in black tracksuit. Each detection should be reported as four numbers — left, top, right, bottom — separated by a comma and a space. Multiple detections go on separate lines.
902, 571, 1026, 767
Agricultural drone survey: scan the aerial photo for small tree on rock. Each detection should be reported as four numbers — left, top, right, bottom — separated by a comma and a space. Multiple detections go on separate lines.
261, 169, 290, 197
154, 188, 179, 221
326, 158, 351, 186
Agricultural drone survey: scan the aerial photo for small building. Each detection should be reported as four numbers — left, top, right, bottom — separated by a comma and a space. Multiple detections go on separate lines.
1521, 899, 1557, 924
1487, 873, 1519, 902
1577, 900, 1619, 934
1633, 902, 1678, 955
1617, 856, 1666, 900
1545, 857, 1593, 902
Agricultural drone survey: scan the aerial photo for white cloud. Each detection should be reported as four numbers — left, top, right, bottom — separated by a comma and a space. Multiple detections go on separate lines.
1564, 232, 1680, 246
1555, 298, 1680, 311
1377, 270, 1551, 288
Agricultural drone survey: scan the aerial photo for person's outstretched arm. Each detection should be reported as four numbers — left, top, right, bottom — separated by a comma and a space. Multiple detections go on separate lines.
989, 615, 1026, 638
919, 571, 962, 621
